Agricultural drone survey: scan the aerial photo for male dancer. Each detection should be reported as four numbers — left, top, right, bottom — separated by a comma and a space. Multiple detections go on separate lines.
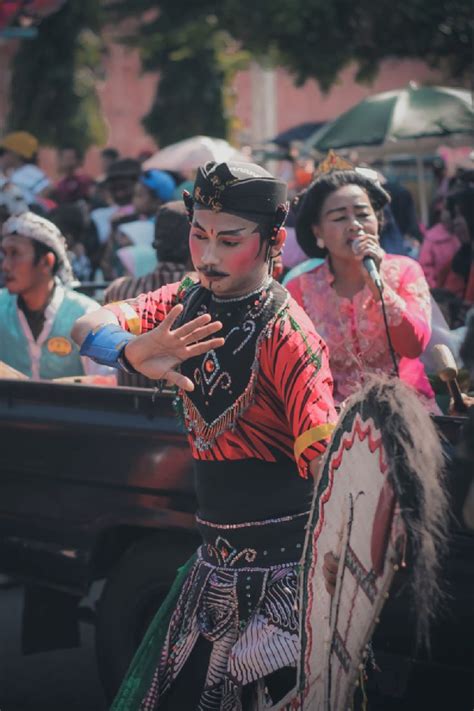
73, 161, 337, 710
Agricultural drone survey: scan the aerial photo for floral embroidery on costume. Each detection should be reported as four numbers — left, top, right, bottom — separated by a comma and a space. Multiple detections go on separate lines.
286, 254, 436, 407
179, 279, 288, 451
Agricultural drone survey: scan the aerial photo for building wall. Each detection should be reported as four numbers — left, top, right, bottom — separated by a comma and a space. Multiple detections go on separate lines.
94, 29, 158, 160
0, 31, 463, 181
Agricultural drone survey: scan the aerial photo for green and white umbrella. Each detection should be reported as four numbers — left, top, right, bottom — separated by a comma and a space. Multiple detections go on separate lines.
305, 83, 474, 222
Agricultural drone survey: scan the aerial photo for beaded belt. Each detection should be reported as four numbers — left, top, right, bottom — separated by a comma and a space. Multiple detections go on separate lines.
196, 510, 309, 570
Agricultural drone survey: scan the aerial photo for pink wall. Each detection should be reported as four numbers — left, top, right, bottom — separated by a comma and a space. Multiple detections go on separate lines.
95, 30, 158, 159
42, 29, 159, 180
232, 59, 446, 141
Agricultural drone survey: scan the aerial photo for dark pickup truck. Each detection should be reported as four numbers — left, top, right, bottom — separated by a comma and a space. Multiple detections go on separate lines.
0, 378, 200, 700
0, 378, 472, 709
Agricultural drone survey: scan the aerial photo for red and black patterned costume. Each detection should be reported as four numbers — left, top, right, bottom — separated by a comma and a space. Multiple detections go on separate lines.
107, 277, 334, 476
106, 274, 337, 710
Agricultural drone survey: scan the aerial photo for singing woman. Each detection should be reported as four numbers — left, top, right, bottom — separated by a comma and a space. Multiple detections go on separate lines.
286, 153, 436, 410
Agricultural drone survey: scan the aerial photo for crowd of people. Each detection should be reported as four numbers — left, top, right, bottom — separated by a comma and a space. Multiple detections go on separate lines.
0, 129, 472, 409
0, 127, 472, 709
0, 131, 195, 382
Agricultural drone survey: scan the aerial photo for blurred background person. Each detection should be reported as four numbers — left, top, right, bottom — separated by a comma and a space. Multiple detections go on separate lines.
103, 200, 192, 387
48, 204, 95, 283
50, 146, 94, 205
384, 173, 423, 251
104, 200, 191, 302
0, 211, 105, 380
90, 157, 141, 278
419, 192, 461, 290
378, 201, 407, 255
0, 179, 28, 222
428, 155, 450, 227
90, 146, 121, 209
93, 157, 141, 239
0, 180, 29, 287
98, 147, 120, 182
100, 163, 176, 280
0, 131, 51, 210
442, 183, 473, 304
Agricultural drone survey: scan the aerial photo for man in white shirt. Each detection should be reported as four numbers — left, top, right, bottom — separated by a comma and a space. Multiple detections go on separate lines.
0, 131, 51, 206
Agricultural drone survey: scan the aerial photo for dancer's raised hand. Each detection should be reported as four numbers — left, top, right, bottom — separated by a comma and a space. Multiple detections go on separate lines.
125, 304, 224, 389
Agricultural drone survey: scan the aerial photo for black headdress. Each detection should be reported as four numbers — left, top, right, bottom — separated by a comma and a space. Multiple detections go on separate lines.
183, 161, 289, 243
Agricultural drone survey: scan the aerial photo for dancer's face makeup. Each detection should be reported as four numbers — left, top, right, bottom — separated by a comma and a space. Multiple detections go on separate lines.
190, 209, 271, 297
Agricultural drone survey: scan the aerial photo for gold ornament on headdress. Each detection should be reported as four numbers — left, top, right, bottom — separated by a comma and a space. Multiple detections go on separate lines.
193, 170, 239, 213
314, 150, 354, 176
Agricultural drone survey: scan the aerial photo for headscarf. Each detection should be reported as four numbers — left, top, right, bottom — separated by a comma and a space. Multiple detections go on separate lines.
2, 211, 74, 285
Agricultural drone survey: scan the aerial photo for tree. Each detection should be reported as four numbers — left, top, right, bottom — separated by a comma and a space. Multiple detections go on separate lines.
10, 0, 469, 150
7, 0, 106, 152
106, 2, 249, 147
219, 0, 472, 90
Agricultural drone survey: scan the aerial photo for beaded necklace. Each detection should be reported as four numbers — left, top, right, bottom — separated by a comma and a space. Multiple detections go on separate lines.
176, 278, 288, 450
210, 277, 272, 304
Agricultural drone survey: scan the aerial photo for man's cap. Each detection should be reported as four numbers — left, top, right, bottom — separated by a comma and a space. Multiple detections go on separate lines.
140, 170, 176, 202
0, 131, 39, 160
105, 158, 141, 182
192, 161, 287, 216
2, 211, 74, 285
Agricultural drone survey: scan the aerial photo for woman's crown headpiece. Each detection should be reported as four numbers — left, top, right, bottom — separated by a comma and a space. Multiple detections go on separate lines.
314, 150, 354, 176
314, 149, 380, 184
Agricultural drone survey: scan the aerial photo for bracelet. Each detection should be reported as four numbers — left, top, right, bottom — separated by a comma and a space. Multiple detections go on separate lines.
117, 345, 140, 374
80, 323, 138, 373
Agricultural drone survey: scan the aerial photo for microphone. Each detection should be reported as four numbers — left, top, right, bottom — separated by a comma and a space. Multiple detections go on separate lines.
352, 240, 398, 374
362, 256, 383, 290
351, 239, 383, 290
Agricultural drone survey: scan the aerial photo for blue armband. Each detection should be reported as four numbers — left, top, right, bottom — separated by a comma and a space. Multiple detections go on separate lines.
80, 324, 138, 373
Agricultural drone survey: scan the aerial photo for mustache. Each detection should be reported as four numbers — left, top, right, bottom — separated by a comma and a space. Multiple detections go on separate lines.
197, 268, 229, 277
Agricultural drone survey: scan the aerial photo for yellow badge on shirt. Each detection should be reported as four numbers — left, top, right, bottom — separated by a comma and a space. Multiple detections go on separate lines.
47, 336, 73, 357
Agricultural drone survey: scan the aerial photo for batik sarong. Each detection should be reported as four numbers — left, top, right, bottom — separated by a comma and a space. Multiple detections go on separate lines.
140, 511, 308, 710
